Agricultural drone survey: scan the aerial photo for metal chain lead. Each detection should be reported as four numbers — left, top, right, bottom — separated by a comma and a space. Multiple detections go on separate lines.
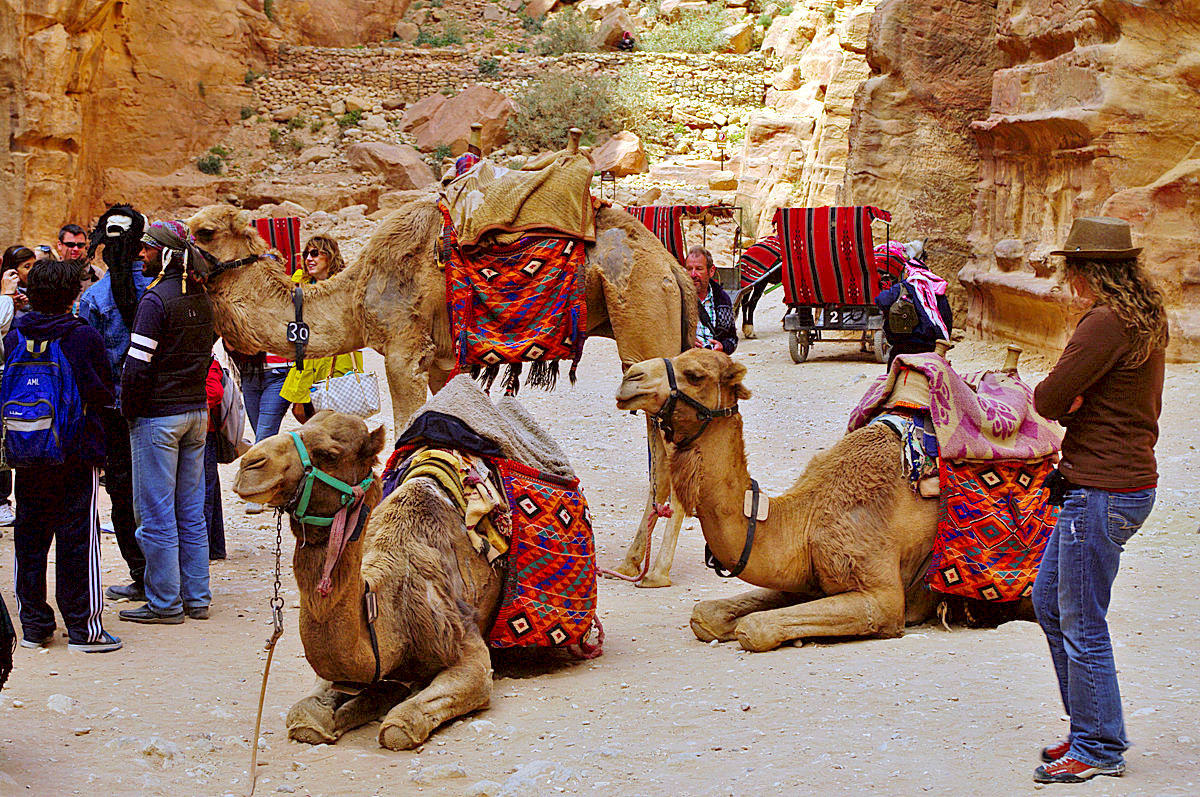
268, 509, 285, 646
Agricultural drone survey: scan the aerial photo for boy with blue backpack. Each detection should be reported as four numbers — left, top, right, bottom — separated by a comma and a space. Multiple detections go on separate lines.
1, 259, 122, 652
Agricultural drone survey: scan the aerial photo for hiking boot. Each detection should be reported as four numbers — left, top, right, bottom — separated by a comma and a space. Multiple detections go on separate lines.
19, 631, 54, 649
118, 605, 185, 624
0, 504, 15, 526
68, 631, 123, 653
105, 583, 145, 602
185, 606, 210, 620
1041, 739, 1071, 763
1034, 756, 1125, 784
246, 501, 264, 515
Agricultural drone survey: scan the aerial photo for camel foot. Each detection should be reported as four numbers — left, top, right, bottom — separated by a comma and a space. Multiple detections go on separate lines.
636, 572, 672, 589
286, 697, 340, 745
742, 324, 756, 340
609, 559, 645, 581
734, 614, 788, 652
689, 599, 741, 642
378, 703, 436, 751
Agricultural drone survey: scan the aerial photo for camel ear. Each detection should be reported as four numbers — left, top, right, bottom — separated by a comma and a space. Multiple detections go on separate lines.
720, 359, 751, 401
360, 425, 387, 462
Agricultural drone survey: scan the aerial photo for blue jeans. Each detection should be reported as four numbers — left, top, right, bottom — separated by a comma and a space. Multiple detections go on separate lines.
1032, 486, 1155, 767
241, 367, 290, 443
131, 410, 210, 615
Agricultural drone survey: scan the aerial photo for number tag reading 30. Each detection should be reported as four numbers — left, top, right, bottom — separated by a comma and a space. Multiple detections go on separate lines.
286, 321, 310, 344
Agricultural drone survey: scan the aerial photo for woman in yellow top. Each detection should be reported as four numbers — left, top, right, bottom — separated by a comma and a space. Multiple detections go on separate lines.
280, 234, 363, 422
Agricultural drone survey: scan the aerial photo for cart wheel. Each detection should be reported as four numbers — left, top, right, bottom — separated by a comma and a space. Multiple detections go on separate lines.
872, 329, 890, 364
789, 330, 810, 364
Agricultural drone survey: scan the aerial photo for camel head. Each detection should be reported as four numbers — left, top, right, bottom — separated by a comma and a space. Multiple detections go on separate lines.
234, 411, 387, 542
616, 349, 751, 445
186, 204, 269, 264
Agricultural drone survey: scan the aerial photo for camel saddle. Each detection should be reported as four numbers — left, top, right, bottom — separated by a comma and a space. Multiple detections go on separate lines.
441, 152, 597, 253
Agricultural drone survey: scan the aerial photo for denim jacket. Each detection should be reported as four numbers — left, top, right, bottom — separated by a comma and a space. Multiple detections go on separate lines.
78, 270, 152, 402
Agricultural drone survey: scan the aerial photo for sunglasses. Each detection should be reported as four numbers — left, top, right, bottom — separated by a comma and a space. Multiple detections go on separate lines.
62, 242, 87, 249
303, 250, 321, 259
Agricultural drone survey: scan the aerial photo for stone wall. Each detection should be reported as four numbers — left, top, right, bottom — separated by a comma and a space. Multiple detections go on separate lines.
264, 46, 771, 127
961, 0, 1200, 360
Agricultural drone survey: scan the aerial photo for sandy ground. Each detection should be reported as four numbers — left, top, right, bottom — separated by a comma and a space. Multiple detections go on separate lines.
1, 286, 1197, 797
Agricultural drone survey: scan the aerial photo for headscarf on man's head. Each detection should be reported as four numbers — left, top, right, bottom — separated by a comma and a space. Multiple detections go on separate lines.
87, 204, 147, 328
141, 219, 212, 284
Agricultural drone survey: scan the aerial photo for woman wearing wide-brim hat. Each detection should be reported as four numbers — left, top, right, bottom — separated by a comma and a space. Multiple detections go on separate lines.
1030, 216, 1168, 784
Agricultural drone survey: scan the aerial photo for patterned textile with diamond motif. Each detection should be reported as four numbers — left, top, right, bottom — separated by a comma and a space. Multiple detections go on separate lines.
486, 459, 597, 650
440, 204, 587, 391
930, 457, 1059, 601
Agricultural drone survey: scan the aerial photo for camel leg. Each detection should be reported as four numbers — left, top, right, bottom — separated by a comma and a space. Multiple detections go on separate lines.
287, 679, 353, 745
330, 681, 413, 736
384, 349, 432, 433
377, 633, 492, 750
734, 588, 905, 652
614, 418, 676, 583
691, 589, 799, 643
638, 488, 684, 588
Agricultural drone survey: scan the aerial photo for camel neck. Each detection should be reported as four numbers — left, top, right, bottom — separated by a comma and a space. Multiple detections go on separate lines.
292, 530, 381, 684
208, 259, 367, 360
671, 416, 814, 591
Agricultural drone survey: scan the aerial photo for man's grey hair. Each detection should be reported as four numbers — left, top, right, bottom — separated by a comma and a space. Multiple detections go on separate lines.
687, 245, 714, 271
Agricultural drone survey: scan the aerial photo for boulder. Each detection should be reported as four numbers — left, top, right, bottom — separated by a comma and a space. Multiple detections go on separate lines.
720, 20, 754, 54
361, 114, 389, 132
346, 142, 437, 189
330, 99, 347, 116
577, 0, 622, 21
525, 0, 559, 18
409, 86, 515, 155
399, 93, 448, 135
593, 8, 636, 50
395, 21, 420, 42
382, 97, 406, 111
659, 0, 708, 22
298, 145, 334, 166
271, 105, 300, 122
635, 186, 662, 205
482, 5, 506, 21
591, 131, 647, 177
344, 95, 371, 113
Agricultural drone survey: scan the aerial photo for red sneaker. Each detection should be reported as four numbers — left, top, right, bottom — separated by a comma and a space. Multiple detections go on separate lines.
1034, 756, 1125, 783
1040, 739, 1071, 763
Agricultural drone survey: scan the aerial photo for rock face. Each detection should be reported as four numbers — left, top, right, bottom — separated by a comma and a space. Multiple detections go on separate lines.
346, 142, 437, 189
0, 0, 279, 244
591, 131, 647, 177
734, 1, 880, 236
271, 0, 414, 47
960, 0, 1200, 360
838, 0, 1002, 310
402, 86, 515, 155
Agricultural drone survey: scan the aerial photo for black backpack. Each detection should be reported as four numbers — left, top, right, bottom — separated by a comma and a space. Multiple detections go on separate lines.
886, 284, 920, 335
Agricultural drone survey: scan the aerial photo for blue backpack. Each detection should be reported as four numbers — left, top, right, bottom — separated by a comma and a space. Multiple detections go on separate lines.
1, 331, 85, 466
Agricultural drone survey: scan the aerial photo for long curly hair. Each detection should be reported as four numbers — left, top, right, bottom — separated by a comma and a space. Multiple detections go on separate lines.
302, 234, 346, 278
1064, 256, 1169, 367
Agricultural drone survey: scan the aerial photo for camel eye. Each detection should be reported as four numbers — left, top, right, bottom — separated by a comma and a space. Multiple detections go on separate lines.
683, 370, 704, 384
195, 228, 214, 242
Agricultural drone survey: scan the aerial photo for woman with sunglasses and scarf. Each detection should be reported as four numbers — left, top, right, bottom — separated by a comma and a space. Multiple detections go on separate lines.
279, 235, 363, 423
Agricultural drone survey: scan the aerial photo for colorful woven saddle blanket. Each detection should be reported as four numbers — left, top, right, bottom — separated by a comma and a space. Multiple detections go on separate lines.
848, 354, 1063, 461
775, 206, 892, 306
738, 235, 783, 288
439, 204, 588, 394
381, 447, 598, 652
930, 457, 1058, 602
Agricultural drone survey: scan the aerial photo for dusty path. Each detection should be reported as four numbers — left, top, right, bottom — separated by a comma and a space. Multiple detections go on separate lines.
1, 288, 1197, 796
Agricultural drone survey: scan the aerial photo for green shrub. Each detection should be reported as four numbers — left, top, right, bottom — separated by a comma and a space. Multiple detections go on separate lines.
264, 0, 276, 21
336, 109, 363, 127
244, 69, 262, 85
196, 153, 223, 175
519, 13, 544, 33
240, 106, 255, 120
416, 22, 464, 46
638, 3, 728, 53
286, 115, 307, 130
433, 143, 454, 162
477, 56, 500, 77
310, 119, 324, 134
208, 144, 231, 158
269, 127, 282, 144
779, 3, 793, 15
288, 137, 304, 153
506, 72, 615, 153
535, 9, 595, 56
611, 66, 668, 143
823, 2, 835, 21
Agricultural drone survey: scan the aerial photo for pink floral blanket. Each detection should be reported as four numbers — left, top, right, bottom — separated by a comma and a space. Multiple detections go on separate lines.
848, 354, 1062, 461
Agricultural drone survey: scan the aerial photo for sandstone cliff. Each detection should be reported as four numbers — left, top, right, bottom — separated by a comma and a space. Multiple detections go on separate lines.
961, 0, 1200, 360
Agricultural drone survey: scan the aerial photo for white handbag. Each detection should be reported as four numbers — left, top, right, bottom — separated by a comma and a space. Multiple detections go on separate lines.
310, 361, 381, 418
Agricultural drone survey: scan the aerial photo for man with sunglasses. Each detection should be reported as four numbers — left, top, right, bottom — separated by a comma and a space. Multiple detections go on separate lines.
56, 224, 89, 261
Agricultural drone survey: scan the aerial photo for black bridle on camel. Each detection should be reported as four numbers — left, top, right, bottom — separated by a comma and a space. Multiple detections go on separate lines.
648, 357, 758, 578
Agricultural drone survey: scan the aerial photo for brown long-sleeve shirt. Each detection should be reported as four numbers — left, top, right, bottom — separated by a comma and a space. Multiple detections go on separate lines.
1034, 305, 1164, 490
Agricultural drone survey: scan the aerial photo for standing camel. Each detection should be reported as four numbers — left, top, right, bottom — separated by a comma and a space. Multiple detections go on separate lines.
615, 348, 947, 652
189, 198, 693, 586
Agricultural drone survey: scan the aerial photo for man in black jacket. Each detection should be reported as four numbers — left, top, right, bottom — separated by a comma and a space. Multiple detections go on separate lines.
685, 246, 737, 353
118, 220, 216, 624
5, 260, 122, 652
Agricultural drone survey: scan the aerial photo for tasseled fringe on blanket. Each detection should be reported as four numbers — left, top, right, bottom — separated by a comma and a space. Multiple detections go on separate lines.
469, 360, 579, 396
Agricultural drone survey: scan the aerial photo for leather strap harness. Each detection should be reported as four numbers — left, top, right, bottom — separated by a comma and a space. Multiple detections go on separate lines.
704, 478, 761, 579
287, 285, 309, 369
650, 357, 739, 450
